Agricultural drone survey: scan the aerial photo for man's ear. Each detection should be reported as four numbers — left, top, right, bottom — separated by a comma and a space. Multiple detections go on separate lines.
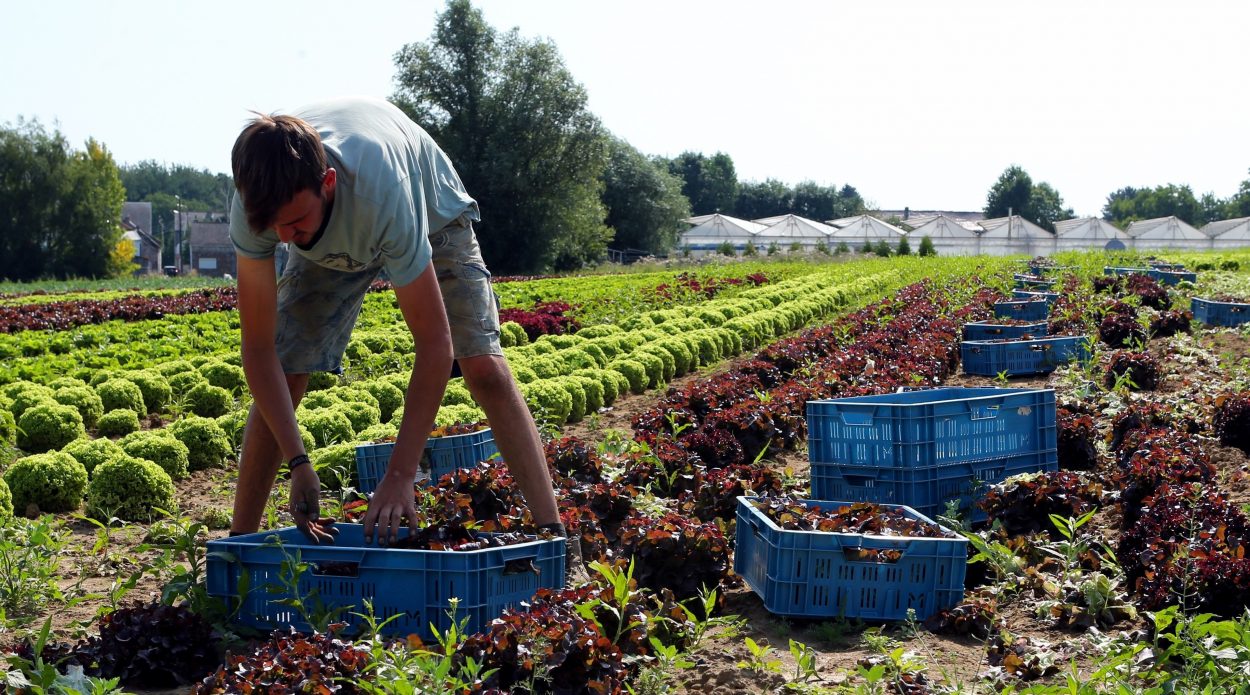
322, 168, 337, 197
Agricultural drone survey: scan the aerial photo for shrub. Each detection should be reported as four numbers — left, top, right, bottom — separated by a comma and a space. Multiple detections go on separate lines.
87, 456, 177, 522
306, 371, 339, 391
0, 478, 11, 523
1213, 392, 1250, 455
521, 381, 574, 425
609, 359, 647, 395
442, 382, 473, 407
53, 385, 104, 429
309, 442, 357, 491
167, 370, 207, 395
0, 409, 15, 447
1103, 351, 1161, 391
334, 401, 381, 434
552, 377, 587, 423
302, 409, 355, 447
121, 431, 191, 481
434, 403, 486, 428
17, 403, 86, 453
169, 416, 233, 471
97, 409, 140, 437
4, 451, 88, 514
873, 239, 892, 257
154, 360, 195, 378
8, 383, 55, 420
96, 379, 145, 415
896, 237, 911, 255
62, 437, 126, 476
185, 383, 233, 418
199, 361, 246, 393
124, 370, 173, 414
359, 380, 404, 423
918, 235, 936, 256
216, 410, 249, 449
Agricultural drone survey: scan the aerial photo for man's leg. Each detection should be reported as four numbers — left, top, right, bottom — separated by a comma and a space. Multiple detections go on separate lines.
231, 373, 310, 534
458, 354, 560, 527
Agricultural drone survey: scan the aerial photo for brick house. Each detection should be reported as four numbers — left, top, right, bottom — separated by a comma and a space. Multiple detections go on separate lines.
189, 221, 235, 277
121, 201, 162, 274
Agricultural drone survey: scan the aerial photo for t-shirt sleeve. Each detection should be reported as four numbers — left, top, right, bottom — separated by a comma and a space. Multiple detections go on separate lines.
229, 192, 279, 259
377, 181, 432, 287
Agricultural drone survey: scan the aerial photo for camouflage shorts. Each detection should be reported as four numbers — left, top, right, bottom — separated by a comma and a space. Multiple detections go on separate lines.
275, 215, 501, 374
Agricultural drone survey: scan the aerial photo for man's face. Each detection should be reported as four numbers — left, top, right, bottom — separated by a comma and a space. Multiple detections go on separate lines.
270, 169, 335, 245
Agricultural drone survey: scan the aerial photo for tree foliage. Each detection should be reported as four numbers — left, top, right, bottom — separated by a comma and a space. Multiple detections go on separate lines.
734, 179, 864, 222
392, 0, 611, 273
667, 152, 738, 216
601, 137, 690, 255
1102, 181, 1242, 228
983, 165, 1073, 232
0, 119, 130, 280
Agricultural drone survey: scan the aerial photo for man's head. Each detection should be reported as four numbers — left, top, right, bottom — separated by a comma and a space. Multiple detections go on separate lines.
232, 113, 335, 243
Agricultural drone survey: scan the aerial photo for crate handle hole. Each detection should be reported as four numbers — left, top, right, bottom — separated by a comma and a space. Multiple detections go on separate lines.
312, 561, 360, 578
503, 559, 538, 576
844, 476, 873, 488
970, 405, 1000, 420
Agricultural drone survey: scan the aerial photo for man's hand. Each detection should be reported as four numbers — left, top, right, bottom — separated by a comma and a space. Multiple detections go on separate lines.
289, 465, 337, 543
362, 475, 418, 546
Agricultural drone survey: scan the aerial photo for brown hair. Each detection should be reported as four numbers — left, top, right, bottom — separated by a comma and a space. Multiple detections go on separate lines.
231, 113, 328, 232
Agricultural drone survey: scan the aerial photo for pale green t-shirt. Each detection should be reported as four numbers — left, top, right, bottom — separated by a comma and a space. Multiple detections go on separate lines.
230, 96, 478, 287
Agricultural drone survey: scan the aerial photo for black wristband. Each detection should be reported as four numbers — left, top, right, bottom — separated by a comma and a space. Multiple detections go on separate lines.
287, 454, 311, 476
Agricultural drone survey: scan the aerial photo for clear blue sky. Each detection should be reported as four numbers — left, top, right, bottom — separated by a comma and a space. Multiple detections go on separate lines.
4, 0, 1248, 216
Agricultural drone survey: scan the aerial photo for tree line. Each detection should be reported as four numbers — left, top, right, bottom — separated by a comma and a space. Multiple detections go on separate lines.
985, 164, 1250, 233
5, 0, 1250, 279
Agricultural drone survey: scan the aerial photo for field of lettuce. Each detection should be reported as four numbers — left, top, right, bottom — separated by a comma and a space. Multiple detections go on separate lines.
7, 251, 1250, 694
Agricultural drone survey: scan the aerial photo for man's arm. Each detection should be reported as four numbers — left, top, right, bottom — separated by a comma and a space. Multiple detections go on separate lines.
360, 262, 453, 544
236, 253, 331, 541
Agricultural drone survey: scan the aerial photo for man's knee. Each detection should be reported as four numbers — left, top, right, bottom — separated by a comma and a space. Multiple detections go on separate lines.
459, 355, 513, 394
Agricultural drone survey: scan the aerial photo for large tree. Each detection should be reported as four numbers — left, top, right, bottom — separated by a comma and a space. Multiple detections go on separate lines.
392, 0, 611, 272
667, 151, 739, 216
734, 179, 791, 221
0, 120, 129, 281
1101, 183, 1203, 227
600, 137, 690, 255
984, 165, 1072, 232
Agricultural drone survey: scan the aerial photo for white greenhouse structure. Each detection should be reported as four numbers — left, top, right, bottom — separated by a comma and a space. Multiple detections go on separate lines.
826, 215, 906, 249
1125, 216, 1208, 250
977, 216, 1055, 256
1054, 217, 1132, 252
906, 214, 981, 256
753, 215, 838, 250
678, 214, 766, 256
1204, 217, 1250, 250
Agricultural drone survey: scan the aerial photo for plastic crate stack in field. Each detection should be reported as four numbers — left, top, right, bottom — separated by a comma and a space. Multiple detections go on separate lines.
1192, 297, 1250, 327
734, 497, 967, 621
1103, 265, 1197, 286
206, 524, 564, 638
962, 321, 1048, 342
1013, 274, 1057, 291
1010, 290, 1060, 304
961, 336, 1090, 376
806, 387, 1058, 520
993, 299, 1050, 321
355, 427, 497, 493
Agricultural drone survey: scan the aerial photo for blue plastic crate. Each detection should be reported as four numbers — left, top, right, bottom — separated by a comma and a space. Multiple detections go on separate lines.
807, 387, 1056, 470
206, 524, 564, 638
1192, 297, 1250, 327
734, 497, 967, 621
809, 454, 1057, 521
1010, 290, 1060, 303
1147, 261, 1185, 271
1103, 266, 1153, 277
1148, 269, 1197, 286
993, 300, 1050, 321
1013, 276, 1056, 290
962, 321, 1048, 342
356, 428, 498, 493
961, 336, 1090, 376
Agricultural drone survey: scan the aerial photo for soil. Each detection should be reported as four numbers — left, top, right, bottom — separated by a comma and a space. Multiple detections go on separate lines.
25, 320, 1250, 694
